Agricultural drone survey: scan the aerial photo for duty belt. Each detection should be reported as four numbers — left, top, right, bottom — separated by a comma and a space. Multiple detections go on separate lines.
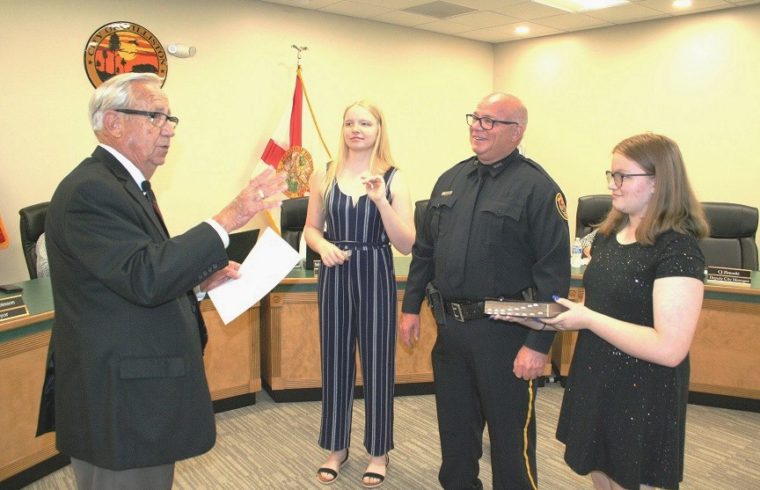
443, 300, 485, 322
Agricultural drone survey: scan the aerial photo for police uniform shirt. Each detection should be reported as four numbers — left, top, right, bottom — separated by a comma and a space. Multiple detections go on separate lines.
402, 149, 571, 353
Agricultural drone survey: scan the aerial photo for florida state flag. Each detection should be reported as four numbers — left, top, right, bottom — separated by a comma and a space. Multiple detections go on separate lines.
259, 67, 314, 198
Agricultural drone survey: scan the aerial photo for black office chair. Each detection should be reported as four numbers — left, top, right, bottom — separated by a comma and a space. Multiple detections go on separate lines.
575, 194, 612, 238
226, 229, 260, 263
280, 196, 320, 269
414, 199, 429, 233
19, 201, 49, 279
699, 202, 758, 270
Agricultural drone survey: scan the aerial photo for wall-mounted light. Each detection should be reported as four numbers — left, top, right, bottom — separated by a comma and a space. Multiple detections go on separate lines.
167, 43, 197, 58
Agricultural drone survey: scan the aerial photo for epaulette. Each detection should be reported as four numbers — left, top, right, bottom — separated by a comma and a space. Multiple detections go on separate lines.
523, 156, 569, 221
523, 156, 562, 191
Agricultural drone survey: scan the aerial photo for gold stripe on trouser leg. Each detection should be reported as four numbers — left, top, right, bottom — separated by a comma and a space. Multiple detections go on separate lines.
523, 379, 538, 490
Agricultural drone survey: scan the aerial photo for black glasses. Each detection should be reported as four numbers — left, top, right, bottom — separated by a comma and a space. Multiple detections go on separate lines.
466, 113, 518, 131
606, 170, 654, 188
114, 108, 179, 129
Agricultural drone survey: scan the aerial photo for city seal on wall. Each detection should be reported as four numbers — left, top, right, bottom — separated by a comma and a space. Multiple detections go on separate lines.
84, 21, 168, 88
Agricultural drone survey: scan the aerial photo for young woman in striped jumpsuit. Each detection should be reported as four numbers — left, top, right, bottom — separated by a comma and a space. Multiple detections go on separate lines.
305, 101, 415, 487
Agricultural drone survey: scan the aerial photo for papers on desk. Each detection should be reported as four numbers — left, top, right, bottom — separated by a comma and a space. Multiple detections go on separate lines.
208, 227, 301, 324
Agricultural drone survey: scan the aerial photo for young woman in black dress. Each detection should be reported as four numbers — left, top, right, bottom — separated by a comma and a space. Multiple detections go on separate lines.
496, 133, 708, 489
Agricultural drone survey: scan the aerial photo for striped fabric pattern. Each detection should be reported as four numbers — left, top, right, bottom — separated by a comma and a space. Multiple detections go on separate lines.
317, 168, 398, 456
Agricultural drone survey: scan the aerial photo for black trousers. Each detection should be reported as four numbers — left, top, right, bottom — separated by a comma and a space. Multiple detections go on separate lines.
432, 314, 538, 490
70, 458, 174, 490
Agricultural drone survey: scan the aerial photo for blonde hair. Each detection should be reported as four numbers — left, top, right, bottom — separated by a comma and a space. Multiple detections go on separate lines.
322, 100, 395, 198
598, 133, 709, 245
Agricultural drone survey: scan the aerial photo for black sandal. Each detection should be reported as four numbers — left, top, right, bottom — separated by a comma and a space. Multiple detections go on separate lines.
361, 454, 389, 488
316, 449, 349, 485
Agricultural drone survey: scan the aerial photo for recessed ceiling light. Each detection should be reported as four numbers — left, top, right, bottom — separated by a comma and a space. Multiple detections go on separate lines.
672, 0, 692, 8
515, 26, 531, 35
533, 0, 629, 13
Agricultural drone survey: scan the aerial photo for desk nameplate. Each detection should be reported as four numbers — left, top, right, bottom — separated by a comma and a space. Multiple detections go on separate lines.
0, 294, 29, 323
706, 266, 752, 288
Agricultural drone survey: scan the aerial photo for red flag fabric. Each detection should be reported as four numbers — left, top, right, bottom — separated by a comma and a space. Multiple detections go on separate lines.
0, 215, 9, 249
260, 71, 303, 169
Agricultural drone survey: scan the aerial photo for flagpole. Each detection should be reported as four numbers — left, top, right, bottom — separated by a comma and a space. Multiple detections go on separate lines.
292, 45, 332, 162
297, 66, 332, 161
262, 199, 281, 235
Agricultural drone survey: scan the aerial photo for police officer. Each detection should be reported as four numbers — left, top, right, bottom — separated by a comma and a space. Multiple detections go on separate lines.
400, 93, 570, 490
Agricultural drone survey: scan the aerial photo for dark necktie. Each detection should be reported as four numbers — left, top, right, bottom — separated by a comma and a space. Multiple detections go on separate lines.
141, 180, 209, 352
141, 180, 169, 235
446, 166, 486, 289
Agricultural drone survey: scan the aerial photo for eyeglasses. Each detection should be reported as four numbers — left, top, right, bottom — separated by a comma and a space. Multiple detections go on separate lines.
114, 108, 179, 129
606, 170, 654, 188
466, 113, 518, 131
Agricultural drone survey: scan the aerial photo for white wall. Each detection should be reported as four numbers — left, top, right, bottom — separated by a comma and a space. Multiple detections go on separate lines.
494, 5, 760, 238
0, 0, 493, 282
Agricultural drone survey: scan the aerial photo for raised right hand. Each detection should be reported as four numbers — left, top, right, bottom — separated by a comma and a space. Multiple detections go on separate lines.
214, 168, 288, 232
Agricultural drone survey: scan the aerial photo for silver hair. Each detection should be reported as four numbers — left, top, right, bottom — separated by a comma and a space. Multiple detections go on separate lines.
89, 73, 162, 131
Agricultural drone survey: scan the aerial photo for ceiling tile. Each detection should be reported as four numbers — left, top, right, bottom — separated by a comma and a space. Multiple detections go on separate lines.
637, 0, 732, 13
535, 12, 613, 30
372, 10, 437, 26
320, 0, 393, 17
414, 19, 477, 34
493, 1, 570, 20
583, 3, 670, 22
447, 10, 520, 27
351, 0, 431, 8
446, 0, 525, 8
261, 0, 340, 8
403, 1, 476, 18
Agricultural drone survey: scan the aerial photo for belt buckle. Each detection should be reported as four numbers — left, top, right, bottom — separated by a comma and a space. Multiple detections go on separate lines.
450, 302, 465, 322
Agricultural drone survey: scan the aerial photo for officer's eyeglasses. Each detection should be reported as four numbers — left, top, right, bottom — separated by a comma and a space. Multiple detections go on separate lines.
114, 108, 179, 129
466, 113, 518, 131
606, 170, 654, 188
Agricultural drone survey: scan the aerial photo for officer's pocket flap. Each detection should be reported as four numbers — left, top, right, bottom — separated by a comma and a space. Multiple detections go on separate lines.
429, 194, 457, 209
481, 199, 522, 221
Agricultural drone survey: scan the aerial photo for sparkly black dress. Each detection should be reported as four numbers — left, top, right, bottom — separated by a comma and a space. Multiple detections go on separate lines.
556, 230, 705, 490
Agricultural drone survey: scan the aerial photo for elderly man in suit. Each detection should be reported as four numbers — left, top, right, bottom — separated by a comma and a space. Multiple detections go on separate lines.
39, 72, 286, 489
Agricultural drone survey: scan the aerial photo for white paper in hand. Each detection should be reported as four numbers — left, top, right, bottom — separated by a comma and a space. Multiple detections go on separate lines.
208, 227, 301, 324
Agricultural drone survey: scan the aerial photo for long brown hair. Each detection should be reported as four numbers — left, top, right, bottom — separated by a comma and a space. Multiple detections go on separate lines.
322, 100, 395, 198
598, 133, 709, 245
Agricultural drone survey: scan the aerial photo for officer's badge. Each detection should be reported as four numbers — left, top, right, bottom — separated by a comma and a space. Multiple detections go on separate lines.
555, 193, 568, 221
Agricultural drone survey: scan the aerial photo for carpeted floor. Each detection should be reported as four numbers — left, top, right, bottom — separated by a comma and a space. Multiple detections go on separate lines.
22, 382, 760, 489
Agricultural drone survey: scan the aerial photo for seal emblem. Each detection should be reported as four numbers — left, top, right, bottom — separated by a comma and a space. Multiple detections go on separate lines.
555, 192, 568, 221
84, 21, 168, 88
280, 146, 314, 198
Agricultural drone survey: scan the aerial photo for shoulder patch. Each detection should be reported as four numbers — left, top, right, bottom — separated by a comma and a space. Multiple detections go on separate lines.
555, 193, 568, 221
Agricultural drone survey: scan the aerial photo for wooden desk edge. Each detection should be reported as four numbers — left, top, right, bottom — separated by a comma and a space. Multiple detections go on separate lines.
0, 311, 54, 333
